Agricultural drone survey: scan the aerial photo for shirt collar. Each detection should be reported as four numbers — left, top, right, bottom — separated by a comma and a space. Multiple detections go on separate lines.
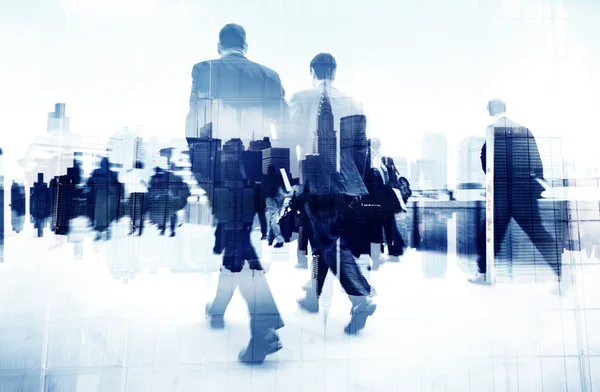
493, 112, 507, 121
220, 49, 246, 58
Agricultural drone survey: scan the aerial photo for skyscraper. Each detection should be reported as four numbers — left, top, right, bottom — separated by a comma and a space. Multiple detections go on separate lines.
188, 122, 222, 202
340, 114, 368, 179
214, 139, 254, 224
313, 90, 337, 172
221, 138, 246, 184
249, 136, 272, 152
262, 148, 290, 175
456, 136, 485, 187
420, 132, 447, 190
47, 103, 70, 133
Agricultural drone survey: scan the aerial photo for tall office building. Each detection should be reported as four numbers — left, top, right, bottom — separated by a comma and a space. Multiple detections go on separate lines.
221, 138, 245, 184
214, 139, 254, 224
313, 90, 337, 171
188, 122, 221, 202
389, 156, 409, 178
262, 148, 290, 175
299, 90, 339, 193
421, 132, 448, 190
410, 159, 437, 190
47, 103, 70, 133
249, 136, 272, 152
107, 127, 140, 175
340, 115, 368, 178
456, 136, 486, 187
20, 104, 105, 186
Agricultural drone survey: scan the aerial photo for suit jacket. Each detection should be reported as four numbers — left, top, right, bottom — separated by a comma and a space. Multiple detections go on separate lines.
185, 53, 289, 147
480, 116, 545, 197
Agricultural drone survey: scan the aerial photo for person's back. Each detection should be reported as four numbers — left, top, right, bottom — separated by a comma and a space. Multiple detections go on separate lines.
480, 101, 544, 195
185, 24, 287, 146
288, 53, 364, 171
184, 23, 285, 365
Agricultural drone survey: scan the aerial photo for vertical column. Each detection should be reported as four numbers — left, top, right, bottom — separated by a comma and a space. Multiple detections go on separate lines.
485, 127, 495, 285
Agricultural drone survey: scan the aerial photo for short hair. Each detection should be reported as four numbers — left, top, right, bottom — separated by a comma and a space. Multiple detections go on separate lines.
487, 99, 506, 115
134, 160, 144, 169
219, 23, 247, 50
310, 53, 337, 80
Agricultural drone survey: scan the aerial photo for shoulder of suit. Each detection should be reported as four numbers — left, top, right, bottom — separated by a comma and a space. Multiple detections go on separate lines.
493, 116, 522, 128
289, 88, 315, 102
257, 63, 282, 82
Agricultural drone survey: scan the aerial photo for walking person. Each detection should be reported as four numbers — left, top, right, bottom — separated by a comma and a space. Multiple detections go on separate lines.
123, 161, 148, 236
472, 99, 566, 292
289, 53, 376, 333
185, 23, 288, 363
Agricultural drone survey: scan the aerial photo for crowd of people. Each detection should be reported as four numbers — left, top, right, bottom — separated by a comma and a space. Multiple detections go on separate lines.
4, 22, 566, 367
11, 157, 190, 240
183, 23, 566, 364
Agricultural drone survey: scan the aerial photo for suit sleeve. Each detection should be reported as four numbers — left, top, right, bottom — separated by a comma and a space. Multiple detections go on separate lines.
480, 142, 486, 174
267, 75, 291, 147
528, 134, 544, 179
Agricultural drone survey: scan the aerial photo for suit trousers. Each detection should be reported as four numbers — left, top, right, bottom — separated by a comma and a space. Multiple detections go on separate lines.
477, 196, 561, 279
208, 266, 284, 336
309, 208, 373, 298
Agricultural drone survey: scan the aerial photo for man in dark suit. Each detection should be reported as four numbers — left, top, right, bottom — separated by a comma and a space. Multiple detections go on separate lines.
185, 24, 287, 364
472, 99, 564, 289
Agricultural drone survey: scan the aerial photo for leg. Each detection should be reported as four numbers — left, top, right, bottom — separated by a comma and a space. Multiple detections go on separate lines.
137, 193, 146, 235
296, 222, 312, 268
476, 209, 509, 275
382, 213, 404, 256
312, 214, 372, 297
170, 213, 177, 236
213, 223, 224, 254
297, 251, 322, 313
237, 265, 284, 364
515, 204, 562, 280
128, 194, 136, 235
266, 198, 284, 247
265, 201, 274, 245
206, 268, 238, 328
258, 199, 268, 240
331, 239, 373, 298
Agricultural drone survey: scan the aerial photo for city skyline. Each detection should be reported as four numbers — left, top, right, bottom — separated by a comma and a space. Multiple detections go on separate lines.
4, 0, 600, 176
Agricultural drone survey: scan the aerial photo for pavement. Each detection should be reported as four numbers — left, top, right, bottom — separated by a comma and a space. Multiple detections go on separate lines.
1, 219, 600, 391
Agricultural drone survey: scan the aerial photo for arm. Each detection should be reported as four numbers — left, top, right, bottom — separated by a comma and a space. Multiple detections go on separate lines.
266, 76, 292, 149
480, 142, 486, 174
528, 133, 544, 179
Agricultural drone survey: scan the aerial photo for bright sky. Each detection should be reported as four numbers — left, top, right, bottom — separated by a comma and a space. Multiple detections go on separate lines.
2, 0, 600, 181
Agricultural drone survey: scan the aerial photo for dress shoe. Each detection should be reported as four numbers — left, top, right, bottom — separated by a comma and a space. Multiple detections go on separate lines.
297, 296, 319, 313
205, 302, 225, 329
238, 328, 282, 364
468, 272, 487, 285
344, 298, 377, 335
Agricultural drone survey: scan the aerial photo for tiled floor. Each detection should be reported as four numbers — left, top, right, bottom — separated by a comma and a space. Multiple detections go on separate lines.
0, 222, 599, 391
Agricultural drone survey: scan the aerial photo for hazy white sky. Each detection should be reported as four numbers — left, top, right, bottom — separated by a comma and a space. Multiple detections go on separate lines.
1, 0, 599, 179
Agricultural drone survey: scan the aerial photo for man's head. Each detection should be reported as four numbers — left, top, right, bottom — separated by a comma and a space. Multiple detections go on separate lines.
310, 53, 337, 82
487, 99, 506, 117
218, 23, 248, 56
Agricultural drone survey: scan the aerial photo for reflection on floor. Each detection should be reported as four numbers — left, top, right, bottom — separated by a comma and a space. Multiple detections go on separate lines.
1, 222, 599, 392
